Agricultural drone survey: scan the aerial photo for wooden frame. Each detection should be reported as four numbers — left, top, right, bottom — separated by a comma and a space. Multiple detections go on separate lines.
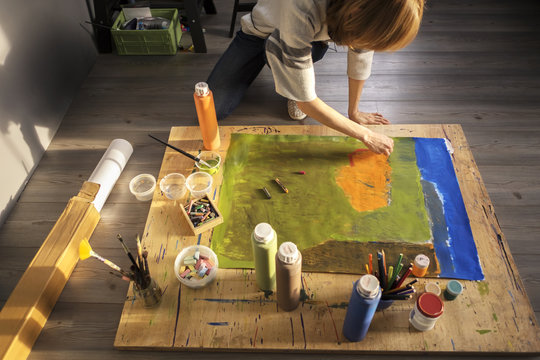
0, 182, 101, 360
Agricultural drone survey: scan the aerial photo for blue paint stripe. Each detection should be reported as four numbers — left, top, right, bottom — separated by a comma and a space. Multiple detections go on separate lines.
171, 285, 182, 347
414, 138, 484, 280
207, 322, 229, 326
197, 233, 202, 245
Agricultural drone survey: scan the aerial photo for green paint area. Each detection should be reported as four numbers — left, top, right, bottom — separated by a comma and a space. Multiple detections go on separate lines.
476, 329, 492, 335
492, 313, 498, 322
198, 159, 220, 174
212, 134, 432, 272
478, 281, 490, 296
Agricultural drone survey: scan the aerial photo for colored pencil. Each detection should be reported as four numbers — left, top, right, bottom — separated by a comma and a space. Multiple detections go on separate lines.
393, 264, 413, 289
365, 264, 370, 274
381, 293, 413, 300
404, 279, 418, 287
385, 266, 394, 291
377, 252, 386, 290
368, 253, 373, 274
387, 253, 403, 290
384, 284, 409, 295
392, 288, 416, 296
381, 250, 387, 283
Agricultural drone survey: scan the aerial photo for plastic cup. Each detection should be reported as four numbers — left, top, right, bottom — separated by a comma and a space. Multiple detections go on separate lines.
159, 173, 186, 200
129, 174, 156, 201
174, 245, 219, 289
195, 151, 221, 175
186, 172, 213, 199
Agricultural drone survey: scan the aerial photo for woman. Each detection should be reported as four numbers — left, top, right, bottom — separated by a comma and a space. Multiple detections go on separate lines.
207, 0, 424, 155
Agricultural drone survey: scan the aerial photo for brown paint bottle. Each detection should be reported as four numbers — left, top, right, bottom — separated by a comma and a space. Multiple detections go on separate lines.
276, 242, 302, 311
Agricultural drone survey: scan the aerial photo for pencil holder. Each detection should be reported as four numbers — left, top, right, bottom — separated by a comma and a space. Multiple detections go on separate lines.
376, 299, 394, 311
133, 277, 162, 308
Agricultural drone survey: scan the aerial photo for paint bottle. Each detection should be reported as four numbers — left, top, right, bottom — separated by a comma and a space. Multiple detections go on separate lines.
424, 282, 441, 296
251, 223, 277, 291
411, 254, 430, 277
409, 292, 444, 331
193, 82, 220, 150
275, 242, 302, 311
342, 274, 381, 342
444, 280, 463, 300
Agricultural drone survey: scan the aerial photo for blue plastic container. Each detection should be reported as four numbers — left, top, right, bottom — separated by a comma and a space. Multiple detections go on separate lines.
342, 275, 381, 342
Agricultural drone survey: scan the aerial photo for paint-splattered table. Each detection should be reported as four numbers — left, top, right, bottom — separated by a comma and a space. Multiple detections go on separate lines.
114, 125, 540, 353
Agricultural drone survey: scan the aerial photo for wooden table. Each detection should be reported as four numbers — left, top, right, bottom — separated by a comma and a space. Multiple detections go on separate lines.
114, 125, 540, 353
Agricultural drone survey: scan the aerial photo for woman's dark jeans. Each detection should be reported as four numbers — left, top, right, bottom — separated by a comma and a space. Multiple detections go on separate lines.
207, 30, 329, 120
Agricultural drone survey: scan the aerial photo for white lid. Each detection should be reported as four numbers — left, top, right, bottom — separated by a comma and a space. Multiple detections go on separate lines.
278, 242, 299, 264
356, 274, 380, 298
195, 82, 209, 96
253, 223, 275, 243
414, 254, 430, 269
424, 282, 441, 296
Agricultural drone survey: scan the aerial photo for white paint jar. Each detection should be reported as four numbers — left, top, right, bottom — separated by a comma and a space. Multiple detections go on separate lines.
409, 292, 444, 331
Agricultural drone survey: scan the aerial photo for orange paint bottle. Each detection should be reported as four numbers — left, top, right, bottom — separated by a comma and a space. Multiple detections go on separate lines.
411, 254, 430, 277
193, 82, 220, 150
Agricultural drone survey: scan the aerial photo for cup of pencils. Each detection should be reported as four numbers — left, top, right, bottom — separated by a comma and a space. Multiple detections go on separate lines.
365, 251, 416, 311
78, 234, 162, 308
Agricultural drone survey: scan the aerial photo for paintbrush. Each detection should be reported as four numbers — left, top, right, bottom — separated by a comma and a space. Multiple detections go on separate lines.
109, 271, 131, 282
79, 238, 130, 278
135, 234, 144, 272
143, 250, 150, 276
148, 134, 212, 168
117, 234, 141, 272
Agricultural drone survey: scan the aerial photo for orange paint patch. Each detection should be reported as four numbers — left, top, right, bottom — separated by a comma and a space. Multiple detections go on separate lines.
336, 150, 391, 212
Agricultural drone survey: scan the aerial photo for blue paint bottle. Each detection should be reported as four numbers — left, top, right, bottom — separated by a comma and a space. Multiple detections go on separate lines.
342, 274, 381, 342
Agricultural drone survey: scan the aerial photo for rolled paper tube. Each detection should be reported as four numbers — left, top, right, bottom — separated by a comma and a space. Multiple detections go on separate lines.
88, 139, 133, 212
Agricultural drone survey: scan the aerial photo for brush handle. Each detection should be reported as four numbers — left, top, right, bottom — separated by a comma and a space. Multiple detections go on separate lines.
91, 251, 122, 273
148, 134, 199, 162
148, 134, 212, 168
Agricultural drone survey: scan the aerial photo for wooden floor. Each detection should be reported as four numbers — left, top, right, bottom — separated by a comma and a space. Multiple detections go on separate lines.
1, 0, 539, 358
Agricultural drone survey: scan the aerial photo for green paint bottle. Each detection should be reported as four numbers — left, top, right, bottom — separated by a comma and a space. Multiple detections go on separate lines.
251, 223, 277, 291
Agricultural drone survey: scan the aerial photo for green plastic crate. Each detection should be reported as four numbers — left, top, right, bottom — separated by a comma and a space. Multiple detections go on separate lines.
111, 9, 182, 55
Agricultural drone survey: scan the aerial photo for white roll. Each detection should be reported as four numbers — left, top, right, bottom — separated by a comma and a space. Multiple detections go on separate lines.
88, 139, 133, 212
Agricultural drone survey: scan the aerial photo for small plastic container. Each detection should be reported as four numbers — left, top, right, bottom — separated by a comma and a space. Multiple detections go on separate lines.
174, 245, 219, 289
424, 282, 441, 296
129, 174, 156, 201
195, 151, 221, 175
186, 171, 213, 198
159, 173, 186, 200
409, 292, 444, 331
444, 280, 463, 300
412, 254, 430, 277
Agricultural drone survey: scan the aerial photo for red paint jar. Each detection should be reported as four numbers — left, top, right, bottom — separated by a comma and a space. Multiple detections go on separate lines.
409, 292, 444, 331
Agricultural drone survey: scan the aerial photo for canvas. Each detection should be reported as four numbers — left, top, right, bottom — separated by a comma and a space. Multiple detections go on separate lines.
211, 134, 483, 281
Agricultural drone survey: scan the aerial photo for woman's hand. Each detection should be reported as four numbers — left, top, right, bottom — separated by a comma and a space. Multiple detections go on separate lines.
349, 110, 390, 125
361, 130, 394, 156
